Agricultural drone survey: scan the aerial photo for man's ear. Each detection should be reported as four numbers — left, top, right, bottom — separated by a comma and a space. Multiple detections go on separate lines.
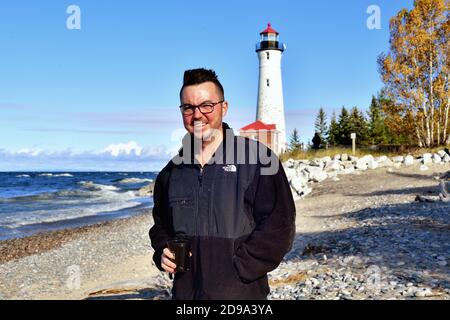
222, 101, 228, 117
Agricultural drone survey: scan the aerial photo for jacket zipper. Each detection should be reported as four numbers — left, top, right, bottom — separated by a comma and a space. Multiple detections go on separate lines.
195, 166, 203, 236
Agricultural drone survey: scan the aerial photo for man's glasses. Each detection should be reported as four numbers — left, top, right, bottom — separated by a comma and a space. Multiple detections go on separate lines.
179, 101, 224, 116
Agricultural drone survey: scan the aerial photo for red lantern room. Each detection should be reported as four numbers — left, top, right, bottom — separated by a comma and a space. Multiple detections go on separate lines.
256, 23, 285, 52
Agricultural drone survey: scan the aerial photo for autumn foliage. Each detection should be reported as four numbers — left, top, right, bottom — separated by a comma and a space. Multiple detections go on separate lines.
378, 0, 449, 147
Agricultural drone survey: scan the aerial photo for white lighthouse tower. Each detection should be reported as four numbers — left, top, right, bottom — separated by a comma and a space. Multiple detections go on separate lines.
256, 23, 287, 154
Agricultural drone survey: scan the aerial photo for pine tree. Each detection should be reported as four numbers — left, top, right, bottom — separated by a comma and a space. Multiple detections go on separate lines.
349, 106, 369, 145
289, 128, 302, 152
367, 95, 389, 145
314, 107, 328, 141
337, 107, 351, 145
327, 112, 339, 146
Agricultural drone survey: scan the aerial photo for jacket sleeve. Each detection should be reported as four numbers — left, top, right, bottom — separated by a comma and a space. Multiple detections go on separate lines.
233, 160, 296, 283
149, 170, 172, 272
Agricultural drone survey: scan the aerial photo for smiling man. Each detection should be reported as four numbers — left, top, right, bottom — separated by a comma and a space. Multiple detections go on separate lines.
149, 68, 296, 300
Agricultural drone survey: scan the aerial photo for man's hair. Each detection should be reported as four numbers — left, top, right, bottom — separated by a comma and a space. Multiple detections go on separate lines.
180, 68, 225, 101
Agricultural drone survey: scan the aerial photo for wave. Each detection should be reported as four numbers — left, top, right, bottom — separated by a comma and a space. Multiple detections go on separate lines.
16, 174, 30, 178
1, 200, 142, 229
113, 178, 153, 184
79, 181, 119, 192
38, 173, 73, 177
0, 182, 136, 203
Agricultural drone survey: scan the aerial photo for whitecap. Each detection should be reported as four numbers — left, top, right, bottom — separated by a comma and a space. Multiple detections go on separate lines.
115, 178, 153, 184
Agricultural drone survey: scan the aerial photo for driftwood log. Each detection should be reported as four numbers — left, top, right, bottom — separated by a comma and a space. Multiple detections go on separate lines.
415, 171, 450, 203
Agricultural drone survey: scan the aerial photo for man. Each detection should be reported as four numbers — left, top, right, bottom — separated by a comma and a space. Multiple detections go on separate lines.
149, 68, 296, 300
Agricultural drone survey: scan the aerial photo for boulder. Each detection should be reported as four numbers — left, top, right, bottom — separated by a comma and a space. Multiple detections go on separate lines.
437, 150, 447, 158
285, 158, 296, 168
392, 156, 404, 163
305, 166, 328, 182
137, 183, 154, 196
422, 153, 432, 165
324, 160, 341, 171
432, 153, 442, 164
333, 154, 341, 161
339, 167, 355, 175
443, 154, 450, 163
404, 155, 414, 166
375, 155, 388, 162
341, 154, 349, 161
378, 158, 394, 167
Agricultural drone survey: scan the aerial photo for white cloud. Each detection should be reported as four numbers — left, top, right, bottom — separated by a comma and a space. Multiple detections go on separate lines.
103, 141, 143, 157
0, 142, 174, 171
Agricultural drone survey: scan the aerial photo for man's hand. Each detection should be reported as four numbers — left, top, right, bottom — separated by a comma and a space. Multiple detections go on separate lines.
161, 248, 177, 274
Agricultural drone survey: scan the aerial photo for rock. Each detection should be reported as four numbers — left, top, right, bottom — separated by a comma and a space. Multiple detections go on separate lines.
284, 167, 298, 183
437, 260, 447, 267
306, 166, 328, 182
422, 153, 432, 165
375, 156, 388, 162
320, 156, 332, 163
414, 288, 433, 298
285, 158, 296, 168
339, 167, 355, 175
378, 158, 394, 167
432, 154, 442, 164
437, 150, 447, 158
354, 155, 376, 170
355, 160, 368, 170
137, 183, 154, 196
309, 159, 324, 168
420, 165, 429, 171
341, 154, 349, 161
368, 160, 379, 170
333, 154, 341, 161
392, 156, 404, 163
349, 156, 359, 162
443, 154, 450, 163
290, 174, 310, 197
324, 160, 341, 172
404, 155, 414, 166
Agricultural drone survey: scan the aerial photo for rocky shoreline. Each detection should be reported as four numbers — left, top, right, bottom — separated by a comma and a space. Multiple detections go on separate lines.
0, 155, 449, 300
284, 150, 450, 199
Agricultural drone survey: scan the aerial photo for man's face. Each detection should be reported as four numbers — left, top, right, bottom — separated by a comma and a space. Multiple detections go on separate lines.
180, 81, 228, 141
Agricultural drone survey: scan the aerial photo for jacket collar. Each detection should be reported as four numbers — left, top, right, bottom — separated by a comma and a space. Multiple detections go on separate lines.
174, 122, 235, 166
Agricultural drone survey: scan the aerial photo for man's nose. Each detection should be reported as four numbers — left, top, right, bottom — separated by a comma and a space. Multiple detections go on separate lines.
193, 107, 204, 119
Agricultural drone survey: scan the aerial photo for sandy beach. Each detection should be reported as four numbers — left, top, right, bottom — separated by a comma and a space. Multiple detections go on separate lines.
0, 163, 449, 300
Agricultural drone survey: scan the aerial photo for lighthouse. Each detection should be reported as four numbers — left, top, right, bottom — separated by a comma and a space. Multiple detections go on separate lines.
256, 23, 287, 154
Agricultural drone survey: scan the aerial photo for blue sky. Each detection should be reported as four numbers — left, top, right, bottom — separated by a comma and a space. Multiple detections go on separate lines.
0, 0, 413, 171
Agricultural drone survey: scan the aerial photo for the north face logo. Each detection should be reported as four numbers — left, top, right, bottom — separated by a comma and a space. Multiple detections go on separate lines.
222, 165, 237, 172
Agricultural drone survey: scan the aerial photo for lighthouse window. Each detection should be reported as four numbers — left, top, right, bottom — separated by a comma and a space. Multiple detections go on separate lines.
266, 52, 270, 60
266, 79, 270, 87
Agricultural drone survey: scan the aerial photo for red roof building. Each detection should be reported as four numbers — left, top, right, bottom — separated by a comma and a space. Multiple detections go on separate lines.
240, 120, 279, 154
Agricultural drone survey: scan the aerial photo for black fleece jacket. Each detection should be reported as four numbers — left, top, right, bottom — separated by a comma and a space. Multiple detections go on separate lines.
149, 123, 296, 300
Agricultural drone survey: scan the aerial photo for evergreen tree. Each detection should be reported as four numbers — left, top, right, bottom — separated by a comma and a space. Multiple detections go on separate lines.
289, 128, 302, 152
337, 107, 351, 145
327, 112, 339, 146
314, 107, 328, 141
367, 95, 389, 145
349, 106, 369, 145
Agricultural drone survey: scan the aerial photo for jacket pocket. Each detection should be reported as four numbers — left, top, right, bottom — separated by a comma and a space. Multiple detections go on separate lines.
169, 197, 194, 235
